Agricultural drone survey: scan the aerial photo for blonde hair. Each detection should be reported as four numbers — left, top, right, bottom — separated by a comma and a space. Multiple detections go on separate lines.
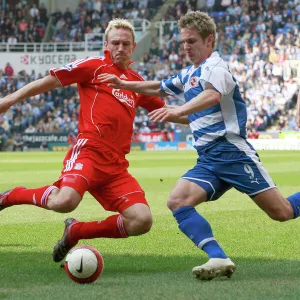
105, 19, 135, 42
178, 11, 216, 48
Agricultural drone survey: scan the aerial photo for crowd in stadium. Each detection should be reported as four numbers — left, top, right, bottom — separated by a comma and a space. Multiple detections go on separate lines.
0, 0, 299, 150
0, 2, 48, 44
52, 0, 161, 43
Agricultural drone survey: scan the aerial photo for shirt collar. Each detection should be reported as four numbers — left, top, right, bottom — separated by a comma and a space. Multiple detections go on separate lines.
210, 51, 220, 58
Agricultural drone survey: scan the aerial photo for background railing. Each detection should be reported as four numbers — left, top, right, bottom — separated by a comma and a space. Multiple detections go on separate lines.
0, 19, 152, 53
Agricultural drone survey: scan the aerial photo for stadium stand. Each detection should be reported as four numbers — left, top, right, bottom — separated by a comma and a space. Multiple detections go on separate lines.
0, 0, 299, 151
147, 0, 300, 136
51, 0, 161, 43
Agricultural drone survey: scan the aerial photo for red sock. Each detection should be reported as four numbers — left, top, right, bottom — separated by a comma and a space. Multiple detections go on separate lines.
71, 215, 128, 242
6, 185, 59, 208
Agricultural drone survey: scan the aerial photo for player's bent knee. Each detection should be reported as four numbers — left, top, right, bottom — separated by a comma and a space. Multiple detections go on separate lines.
48, 189, 81, 213
268, 210, 292, 222
48, 197, 78, 213
130, 212, 152, 235
266, 205, 293, 222
123, 204, 153, 236
135, 214, 153, 234
57, 197, 78, 213
266, 201, 294, 222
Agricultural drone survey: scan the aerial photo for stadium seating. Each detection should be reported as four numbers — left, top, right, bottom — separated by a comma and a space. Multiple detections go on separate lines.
148, 0, 299, 135
0, 0, 299, 150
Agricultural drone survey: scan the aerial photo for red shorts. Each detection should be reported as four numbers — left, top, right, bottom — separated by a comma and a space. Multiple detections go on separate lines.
53, 137, 147, 213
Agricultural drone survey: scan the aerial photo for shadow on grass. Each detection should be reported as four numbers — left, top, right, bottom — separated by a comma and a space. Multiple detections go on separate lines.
0, 250, 299, 285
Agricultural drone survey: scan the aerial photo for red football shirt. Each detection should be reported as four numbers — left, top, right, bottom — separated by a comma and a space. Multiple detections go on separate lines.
50, 50, 165, 155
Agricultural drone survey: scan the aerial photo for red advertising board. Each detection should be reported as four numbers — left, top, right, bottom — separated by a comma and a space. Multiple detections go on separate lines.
134, 132, 174, 142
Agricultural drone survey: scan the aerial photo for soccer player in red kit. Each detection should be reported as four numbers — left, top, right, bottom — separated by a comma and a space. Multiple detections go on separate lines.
0, 19, 165, 262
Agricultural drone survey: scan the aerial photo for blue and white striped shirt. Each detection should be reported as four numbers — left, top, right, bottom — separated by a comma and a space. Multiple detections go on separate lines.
160, 51, 247, 153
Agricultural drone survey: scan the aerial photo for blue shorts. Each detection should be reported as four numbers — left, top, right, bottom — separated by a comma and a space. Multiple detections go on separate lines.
182, 139, 275, 201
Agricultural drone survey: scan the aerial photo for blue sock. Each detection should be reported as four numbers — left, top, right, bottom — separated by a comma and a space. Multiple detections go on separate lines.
287, 192, 300, 218
173, 206, 227, 259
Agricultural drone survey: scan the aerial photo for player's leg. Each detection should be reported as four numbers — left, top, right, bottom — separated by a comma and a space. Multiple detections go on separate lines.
1, 139, 91, 213
53, 173, 150, 262
0, 173, 88, 214
75, 171, 152, 237
60, 193, 150, 240
252, 188, 299, 221
47, 176, 88, 213
168, 165, 235, 280
0, 181, 84, 213
120, 199, 152, 236
0, 185, 60, 210
216, 137, 299, 221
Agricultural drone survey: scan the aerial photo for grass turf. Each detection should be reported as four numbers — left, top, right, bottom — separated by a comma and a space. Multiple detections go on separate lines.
0, 150, 300, 300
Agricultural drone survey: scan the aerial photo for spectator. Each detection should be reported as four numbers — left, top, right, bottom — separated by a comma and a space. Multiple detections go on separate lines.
247, 128, 260, 139
0, 123, 8, 150
162, 129, 173, 141
139, 122, 151, 133
12, 133, 24, 151
24, 124, 37, 133
4, 63, 14, 77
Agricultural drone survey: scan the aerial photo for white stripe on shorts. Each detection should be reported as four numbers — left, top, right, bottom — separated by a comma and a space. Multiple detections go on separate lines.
64, 138, 88, 172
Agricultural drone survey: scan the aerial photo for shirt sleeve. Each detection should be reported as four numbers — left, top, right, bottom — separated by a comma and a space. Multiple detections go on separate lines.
200, 65, 236, 96
137, 95, 165, 112
49, 58, 98, 86
160, 73, 184, 96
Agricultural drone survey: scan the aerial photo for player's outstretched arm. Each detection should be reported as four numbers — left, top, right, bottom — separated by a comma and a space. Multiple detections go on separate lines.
296, 90, 300, 128
97, 73, 167, 97
0, 75, 61, 114
161, 105, 189, 124
150, 88, 220, 123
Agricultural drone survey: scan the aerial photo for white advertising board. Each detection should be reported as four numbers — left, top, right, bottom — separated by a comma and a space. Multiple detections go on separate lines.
0, 51, 100, 75
248, 139, 300, 150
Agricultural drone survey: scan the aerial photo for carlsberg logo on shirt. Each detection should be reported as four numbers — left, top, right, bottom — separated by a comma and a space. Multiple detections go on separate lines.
112, 89, 135, 108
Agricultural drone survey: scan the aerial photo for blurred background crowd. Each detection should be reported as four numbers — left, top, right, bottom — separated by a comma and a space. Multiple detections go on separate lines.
0, 0, 299, 150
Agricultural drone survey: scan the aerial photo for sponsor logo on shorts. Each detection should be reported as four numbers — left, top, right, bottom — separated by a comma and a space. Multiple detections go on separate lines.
63, 175, 77, 183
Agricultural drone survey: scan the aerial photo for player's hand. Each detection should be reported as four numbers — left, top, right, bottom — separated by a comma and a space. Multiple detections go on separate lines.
149, 107, 183, 122
97, 73, 123, 88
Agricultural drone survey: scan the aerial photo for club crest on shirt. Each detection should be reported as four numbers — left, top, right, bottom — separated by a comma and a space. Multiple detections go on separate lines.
112, 89, 135, 107
189, 76, 199, 88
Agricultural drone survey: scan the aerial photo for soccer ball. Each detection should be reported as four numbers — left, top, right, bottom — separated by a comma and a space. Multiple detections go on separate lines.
63, 245, 104, 284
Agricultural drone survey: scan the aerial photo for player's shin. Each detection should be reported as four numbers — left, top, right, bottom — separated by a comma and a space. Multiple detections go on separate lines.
287, 192, 300, 218
4, 185, 58, 209
173, 206, 227, 258
70, 215, 128, 242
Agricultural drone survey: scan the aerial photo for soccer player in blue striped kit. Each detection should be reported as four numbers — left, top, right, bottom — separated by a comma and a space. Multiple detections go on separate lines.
98, 11, 300, 280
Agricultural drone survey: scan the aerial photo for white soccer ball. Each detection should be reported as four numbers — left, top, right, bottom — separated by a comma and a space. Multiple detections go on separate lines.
63, 245, 104, 284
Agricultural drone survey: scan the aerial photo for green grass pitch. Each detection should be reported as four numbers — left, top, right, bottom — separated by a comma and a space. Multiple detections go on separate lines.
0, 150, 300, 300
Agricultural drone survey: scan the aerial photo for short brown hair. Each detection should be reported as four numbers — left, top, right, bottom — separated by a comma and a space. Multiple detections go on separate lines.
105, 18, 135, 42
178, 11, 216, 48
